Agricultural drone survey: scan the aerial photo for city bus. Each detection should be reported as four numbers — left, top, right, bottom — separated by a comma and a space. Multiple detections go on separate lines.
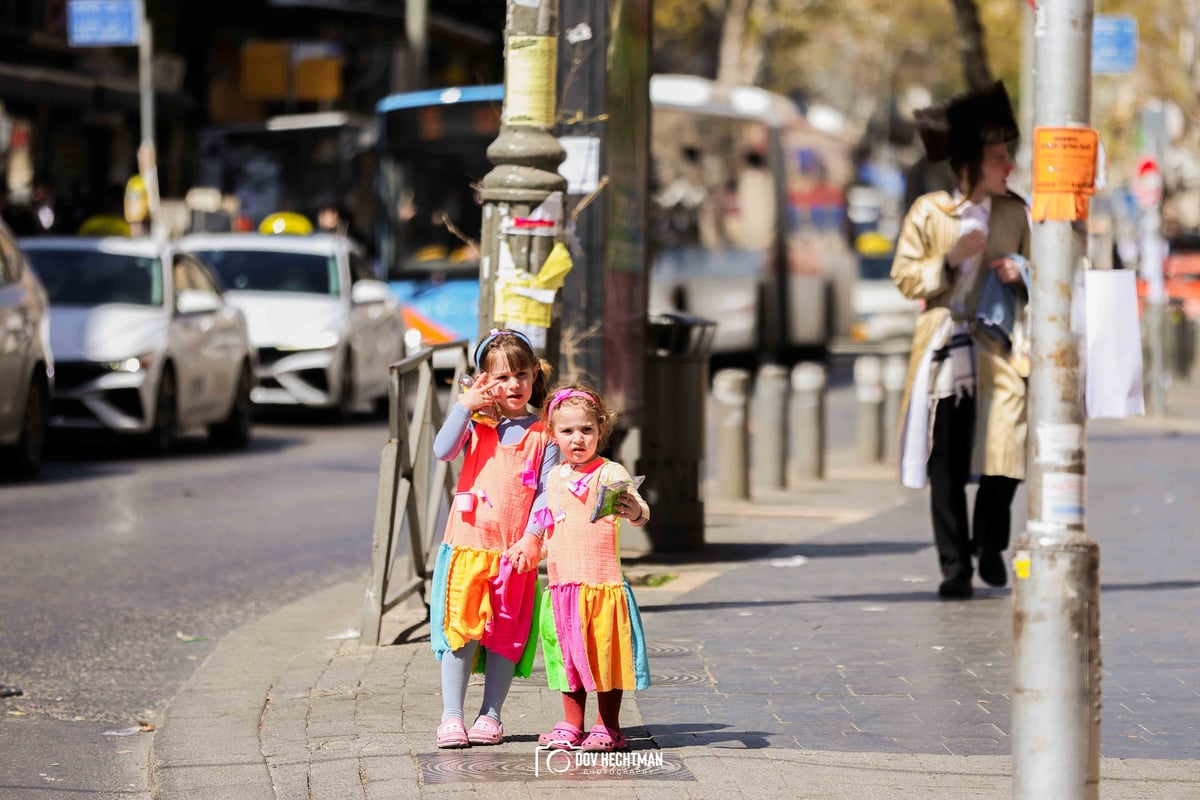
376, 76, 855, 362
647, 74, 855, 361
374, 85, 502, 358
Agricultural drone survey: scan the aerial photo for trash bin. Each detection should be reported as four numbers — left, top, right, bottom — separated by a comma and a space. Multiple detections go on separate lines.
637, 313, 716, 552
1165, 302, 1195, 380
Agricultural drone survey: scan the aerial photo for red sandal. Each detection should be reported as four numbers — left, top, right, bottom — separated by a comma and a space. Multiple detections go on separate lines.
579, 724, 627, 752
537, 721, 584, 750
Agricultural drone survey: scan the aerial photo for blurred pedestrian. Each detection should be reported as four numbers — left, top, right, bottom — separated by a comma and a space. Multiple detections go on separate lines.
891, 82, 1030, 599
429, 329, 558, 748
315, 202, 349, 236
535, 385, 650, 752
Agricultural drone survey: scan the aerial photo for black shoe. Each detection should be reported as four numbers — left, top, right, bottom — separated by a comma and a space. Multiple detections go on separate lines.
937, 575, 974, 599
979, 550, 1007, 587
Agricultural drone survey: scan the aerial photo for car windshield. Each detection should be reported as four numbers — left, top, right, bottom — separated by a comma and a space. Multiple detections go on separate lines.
25, 249, 163, 307
192, 249, 340, 296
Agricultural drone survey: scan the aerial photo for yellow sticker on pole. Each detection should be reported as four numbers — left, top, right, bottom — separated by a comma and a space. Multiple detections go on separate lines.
495, 274, 554, 328
504, 36, 557, 127
534, 242, 573, 290
1013, 552, 1032, 580
1031, 127, 1099, 222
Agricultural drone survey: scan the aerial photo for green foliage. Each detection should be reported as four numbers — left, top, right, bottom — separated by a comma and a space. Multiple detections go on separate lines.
652, 0, 1200, 185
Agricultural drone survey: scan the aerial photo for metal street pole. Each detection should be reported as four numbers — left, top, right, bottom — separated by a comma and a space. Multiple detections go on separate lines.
136, 4, 161, 235
403, 0, 428, 90
1013, 0, 1101, 797
477, 0, 566, 367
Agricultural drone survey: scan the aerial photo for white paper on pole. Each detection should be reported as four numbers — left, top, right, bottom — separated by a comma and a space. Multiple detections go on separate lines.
557, 136, 601, 195
1084, 269, 1145, 418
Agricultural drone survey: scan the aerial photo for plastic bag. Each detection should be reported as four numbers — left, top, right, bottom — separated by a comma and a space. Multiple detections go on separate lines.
589, 475, 645, 522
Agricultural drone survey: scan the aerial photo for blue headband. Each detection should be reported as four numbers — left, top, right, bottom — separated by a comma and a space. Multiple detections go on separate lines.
474, 328, 534, 368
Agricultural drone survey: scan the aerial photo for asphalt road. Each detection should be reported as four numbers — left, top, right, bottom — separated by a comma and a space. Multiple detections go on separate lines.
0, 414, 390, 799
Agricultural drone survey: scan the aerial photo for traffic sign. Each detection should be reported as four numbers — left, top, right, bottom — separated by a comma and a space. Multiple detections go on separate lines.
1132, 155, 1162, 211
1093, 15, 1138, 75
67, 0, 142, 47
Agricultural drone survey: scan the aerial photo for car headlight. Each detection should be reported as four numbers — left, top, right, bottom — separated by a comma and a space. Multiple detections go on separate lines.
276, 331, 341, 351
849, 320, 872, 342
105, 353, 155, 373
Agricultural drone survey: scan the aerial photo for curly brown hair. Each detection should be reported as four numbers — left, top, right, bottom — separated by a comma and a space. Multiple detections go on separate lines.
540, 382, 617, 448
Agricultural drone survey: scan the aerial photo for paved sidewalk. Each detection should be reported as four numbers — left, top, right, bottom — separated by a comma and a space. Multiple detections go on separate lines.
151, 393, 1200, 799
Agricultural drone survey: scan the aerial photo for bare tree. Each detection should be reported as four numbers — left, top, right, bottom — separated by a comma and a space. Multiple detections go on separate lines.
716, 0, 754, 85
949, 0, 994, 91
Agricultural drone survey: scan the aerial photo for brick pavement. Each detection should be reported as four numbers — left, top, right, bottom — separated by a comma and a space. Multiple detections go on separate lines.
151, 399, 1200, 799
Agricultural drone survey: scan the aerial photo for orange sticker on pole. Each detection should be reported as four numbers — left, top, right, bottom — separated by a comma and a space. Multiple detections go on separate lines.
1031, 127, 1099, 222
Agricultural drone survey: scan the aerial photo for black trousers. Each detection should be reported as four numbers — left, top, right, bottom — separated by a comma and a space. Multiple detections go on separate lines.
928, 395, 1020, 580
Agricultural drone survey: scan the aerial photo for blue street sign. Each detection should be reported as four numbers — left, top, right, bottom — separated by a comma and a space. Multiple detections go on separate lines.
1093, 15, 1138, 75
67, 0, 142, 47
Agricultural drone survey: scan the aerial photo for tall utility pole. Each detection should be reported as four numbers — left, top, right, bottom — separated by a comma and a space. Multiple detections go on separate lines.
477, 0, 567, 367
136, 1, 160, 234
1013, 0, 1101, 798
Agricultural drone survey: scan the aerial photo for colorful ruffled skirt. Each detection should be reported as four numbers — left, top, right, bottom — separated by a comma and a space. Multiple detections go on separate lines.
430, 542, 541, 676
538, 581, 651, 692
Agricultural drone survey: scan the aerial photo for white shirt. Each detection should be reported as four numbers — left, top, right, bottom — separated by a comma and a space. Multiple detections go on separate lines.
949, 195, 991, 316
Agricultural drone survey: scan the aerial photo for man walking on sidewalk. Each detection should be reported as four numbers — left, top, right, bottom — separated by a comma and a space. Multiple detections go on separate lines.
891, 82, 1031, 599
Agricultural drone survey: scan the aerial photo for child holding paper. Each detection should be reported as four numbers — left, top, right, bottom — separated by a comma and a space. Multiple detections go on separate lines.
535, 385, 651, 753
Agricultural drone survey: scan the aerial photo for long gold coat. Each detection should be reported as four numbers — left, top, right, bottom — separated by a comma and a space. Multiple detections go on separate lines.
891, 190, 1031, 481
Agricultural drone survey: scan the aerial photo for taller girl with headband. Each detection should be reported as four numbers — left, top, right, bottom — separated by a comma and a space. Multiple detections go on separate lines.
535, 385, 651, 753
430, 329, 559, 748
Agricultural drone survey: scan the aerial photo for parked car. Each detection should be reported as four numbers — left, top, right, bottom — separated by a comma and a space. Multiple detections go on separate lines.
831, 233, 921, 354
0, 220, 53, 478
21, 237, 255, 452
181, 232, 407, 420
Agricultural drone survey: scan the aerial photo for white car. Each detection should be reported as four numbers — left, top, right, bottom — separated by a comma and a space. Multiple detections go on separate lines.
21, 237, 255, 452
841, 250, 921, 353
182, 232, 406, 420
0, 220, 53, 479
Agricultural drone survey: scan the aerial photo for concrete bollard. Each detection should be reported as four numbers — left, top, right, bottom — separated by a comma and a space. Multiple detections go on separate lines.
789, 361, 826, 483
712, 368, 751, 501
881, 354, 908, 463
752, 364, 789, 492
854, 355, 884, 464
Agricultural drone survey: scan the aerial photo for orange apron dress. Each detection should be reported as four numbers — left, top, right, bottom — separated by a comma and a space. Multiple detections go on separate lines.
430, 420, 550, 671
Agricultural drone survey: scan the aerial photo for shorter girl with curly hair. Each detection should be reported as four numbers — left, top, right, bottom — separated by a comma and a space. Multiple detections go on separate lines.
535, 385, 651, 753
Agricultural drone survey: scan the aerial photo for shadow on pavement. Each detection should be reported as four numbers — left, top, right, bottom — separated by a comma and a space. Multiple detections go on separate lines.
627, 539, 928, 567
641, 598, 812, 614
646, 722, 772, 750
389, 616, 431, 646
1100, 579, 1200, 593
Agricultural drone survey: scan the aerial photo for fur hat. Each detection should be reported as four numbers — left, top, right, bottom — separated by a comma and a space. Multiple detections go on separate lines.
915, 81, 1018, 165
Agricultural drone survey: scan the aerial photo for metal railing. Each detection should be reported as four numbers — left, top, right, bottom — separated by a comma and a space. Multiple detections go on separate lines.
361, 340, 470, 646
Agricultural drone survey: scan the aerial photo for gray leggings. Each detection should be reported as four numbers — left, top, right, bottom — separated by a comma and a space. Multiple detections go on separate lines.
440, 640, 518, 724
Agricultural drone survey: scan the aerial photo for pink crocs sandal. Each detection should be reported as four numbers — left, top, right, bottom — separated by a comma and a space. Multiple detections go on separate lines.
579, 724, 627, 752
466, 714, 504, 745
537, 721, 584, 750
436, 718, 470, 749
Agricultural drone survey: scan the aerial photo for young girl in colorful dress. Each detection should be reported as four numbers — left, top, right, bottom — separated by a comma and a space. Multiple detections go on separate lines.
535, 385, 651, 753
430, 329, 558, 748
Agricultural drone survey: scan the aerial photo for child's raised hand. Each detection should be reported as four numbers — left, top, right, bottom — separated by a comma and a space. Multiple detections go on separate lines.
460, 372, 497, 411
